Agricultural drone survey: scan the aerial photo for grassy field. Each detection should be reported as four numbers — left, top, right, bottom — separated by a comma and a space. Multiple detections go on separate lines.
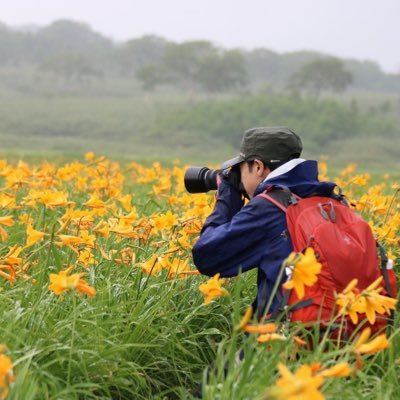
0, 155, 398, 399
0, 92, 399, 169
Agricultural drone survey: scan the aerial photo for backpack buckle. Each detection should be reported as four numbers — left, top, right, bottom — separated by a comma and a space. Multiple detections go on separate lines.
318, 203, 329, 221
328, 201, 336, 222
289, 194, 298, 205
318, 201, 336, 222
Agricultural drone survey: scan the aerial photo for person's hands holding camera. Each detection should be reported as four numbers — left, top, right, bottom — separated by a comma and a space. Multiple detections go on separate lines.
218, 167, 240, 189
216, 166, 246, 213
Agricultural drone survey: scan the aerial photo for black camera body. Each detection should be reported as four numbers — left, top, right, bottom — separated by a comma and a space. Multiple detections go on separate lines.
184, 165, 245, 196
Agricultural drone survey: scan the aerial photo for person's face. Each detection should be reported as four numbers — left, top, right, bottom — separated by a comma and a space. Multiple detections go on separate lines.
240, 160, 270, 199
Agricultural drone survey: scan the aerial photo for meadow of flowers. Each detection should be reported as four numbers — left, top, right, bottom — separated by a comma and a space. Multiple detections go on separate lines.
0, 154, 398, 399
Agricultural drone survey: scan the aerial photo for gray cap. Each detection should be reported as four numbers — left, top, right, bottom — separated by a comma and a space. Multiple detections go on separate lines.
221, 126, 303, 169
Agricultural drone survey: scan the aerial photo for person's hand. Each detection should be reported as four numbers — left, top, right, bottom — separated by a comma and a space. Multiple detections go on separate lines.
218, 168, 249, 200
216, 173, 224, 187
218, 168, 240, 189
216, 171, 245, 210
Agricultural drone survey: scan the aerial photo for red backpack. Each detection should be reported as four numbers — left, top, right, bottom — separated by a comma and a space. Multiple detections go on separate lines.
259, 186, 397, 337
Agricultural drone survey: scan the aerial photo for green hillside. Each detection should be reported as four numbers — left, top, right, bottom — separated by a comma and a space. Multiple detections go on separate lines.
0, 19, 399, 168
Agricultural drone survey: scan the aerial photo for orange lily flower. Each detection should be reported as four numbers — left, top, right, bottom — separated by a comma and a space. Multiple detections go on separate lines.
48, 269, 96, 297
0, 192, 16, 209
267, 362, 324, 400
92, 221, 110, 238
83, 194, 107, 209
25, 224, 45, 247
138, 254, 166, 276
198, 273, 229, 305
0, 216, 14, 227
0, 351, 14, 399
40, 190, 73, 209
352, 327, 390, 355
336, 277, 397, 325
257, 333, 287, 343
118, 194, 133, 212
84, 152, 95, 161
361, 277, 397, 324
110, 225, 138, 239
0, 216, 14, 242
318, 362, 352, 378
244, 323, 278, 334
2, 245, 23, 267
335, 279, 364, 324
55, 234, 85, 254
166, 257, 190, 278
283, 247, 322, 299
235, 306, 254, 331
76, 278, 96, 297
0, 265, 16, 283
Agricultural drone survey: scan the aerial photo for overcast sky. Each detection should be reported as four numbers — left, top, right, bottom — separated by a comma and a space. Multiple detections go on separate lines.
1, 0, 399, 73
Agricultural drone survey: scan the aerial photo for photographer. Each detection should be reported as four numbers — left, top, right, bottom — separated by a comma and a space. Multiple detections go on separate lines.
191, 126, 337, 319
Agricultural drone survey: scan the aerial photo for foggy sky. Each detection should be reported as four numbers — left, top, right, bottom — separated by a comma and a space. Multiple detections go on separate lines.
1, 0, 399, 73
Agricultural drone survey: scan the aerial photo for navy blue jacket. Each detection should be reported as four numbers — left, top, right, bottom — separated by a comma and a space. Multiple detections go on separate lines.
192, 160, 337, 317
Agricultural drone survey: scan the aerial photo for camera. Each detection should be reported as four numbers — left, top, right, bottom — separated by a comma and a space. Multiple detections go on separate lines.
184, 167, 219, 193
184, 165, 244, 195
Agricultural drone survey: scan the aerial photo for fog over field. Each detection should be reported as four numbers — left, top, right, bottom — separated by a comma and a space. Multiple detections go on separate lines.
2, 0, 400, 73
0, 0, 399, 168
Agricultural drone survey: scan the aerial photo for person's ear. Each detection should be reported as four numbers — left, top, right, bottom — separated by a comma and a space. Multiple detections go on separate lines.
254, 159, 266, 176
254, 159, 271, 178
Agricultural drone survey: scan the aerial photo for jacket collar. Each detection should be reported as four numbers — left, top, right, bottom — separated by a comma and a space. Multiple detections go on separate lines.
263, 158, 306, 182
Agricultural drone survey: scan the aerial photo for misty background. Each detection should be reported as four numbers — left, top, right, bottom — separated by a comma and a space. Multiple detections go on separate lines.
0, 0, 399, 167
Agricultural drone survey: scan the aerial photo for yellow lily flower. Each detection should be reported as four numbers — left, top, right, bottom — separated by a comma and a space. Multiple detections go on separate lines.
0, 216, 14, 227
257, 333, 287, 343
48, 269, 96, 297
244, 323, 278, 335
40, 190, 73, 209
266, 362, 325, 400
235, 305, 254, 331
55, 234, 86, 254
0, 351, 14, 399
318, 362, 352, 378
83, 194, 107, 209
353, 327, 390, 354
198, 273, 229, 305
283, 247, 322, 299
25, 224, 45, 247
336, 277, 397, 325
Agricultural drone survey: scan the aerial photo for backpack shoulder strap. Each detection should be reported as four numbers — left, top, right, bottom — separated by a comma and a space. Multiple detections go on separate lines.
377, 242, 392, 298
257, 186, 300, 212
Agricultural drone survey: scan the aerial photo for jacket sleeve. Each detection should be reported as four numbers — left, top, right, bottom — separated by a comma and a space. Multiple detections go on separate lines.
192, 185, 286, 277
199, 180, 244, 230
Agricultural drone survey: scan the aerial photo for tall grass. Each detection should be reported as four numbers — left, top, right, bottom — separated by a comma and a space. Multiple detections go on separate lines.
3, 255, 246, 399
0, 156, 398, 399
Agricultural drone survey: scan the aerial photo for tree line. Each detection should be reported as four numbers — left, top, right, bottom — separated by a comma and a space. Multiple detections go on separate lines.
1, 19, 400, 95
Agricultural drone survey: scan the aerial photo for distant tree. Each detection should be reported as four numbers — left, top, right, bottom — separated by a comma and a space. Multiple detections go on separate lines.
136, 64, 167, 90
162, 41, 216, 90
244, 49, 324, 89
197, 50, 248, 92
0, 23, 26, 66
289, 57, 353, 96
116, 35, 168, 76
3, 19, 400, 94
342, 60, 398, 91
31, 19, 114, 63
39, 52, 102, 83
139, 42, 248, 92
244, 48, 281, 83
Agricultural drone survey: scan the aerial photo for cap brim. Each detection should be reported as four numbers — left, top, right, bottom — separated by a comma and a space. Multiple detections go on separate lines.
221, 155, 245, 169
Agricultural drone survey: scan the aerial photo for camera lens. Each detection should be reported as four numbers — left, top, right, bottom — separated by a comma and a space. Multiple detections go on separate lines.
184, 167, 219, 193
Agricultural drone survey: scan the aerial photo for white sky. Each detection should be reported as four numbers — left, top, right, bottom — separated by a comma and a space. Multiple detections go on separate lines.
1, 0, 399, 73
